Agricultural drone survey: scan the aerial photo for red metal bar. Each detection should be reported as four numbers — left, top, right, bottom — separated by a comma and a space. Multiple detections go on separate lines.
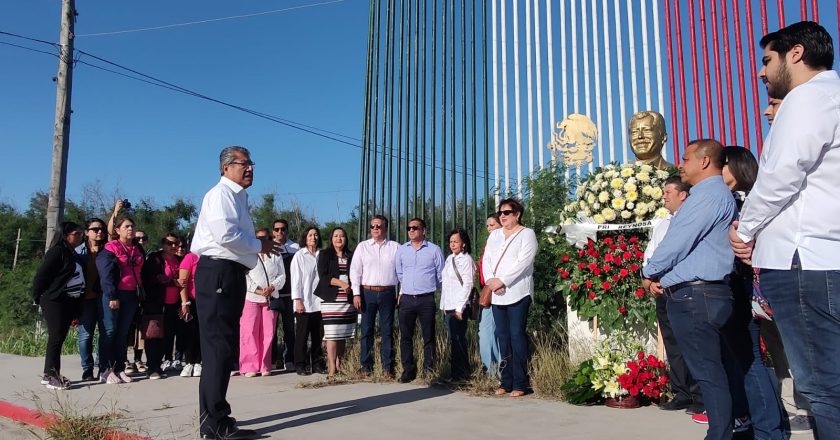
760, 0, 769, 35
674, 0, 691, 146
664, 0, 681, 163
777, 0, 786, 27
744, 0, 764, 153
800, 0, 807, 20
710, 0, 726, 142
687, 0, 703, 137
732, 0, 752, 150
698, 0, 715, 138
811, 0, 819, 21
720, 0, 737, 145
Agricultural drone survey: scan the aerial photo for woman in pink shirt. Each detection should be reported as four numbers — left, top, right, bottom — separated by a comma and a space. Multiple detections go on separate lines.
178, 246, 202, 377
141, 233, 183, 379
96, 216, 144, 384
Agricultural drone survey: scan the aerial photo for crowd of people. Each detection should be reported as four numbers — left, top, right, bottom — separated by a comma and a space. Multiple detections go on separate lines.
29, 19, 839, 440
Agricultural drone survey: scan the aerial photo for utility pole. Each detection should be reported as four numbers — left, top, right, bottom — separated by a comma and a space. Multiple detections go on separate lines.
12, 228, 21, 269
44, 0, 76, 251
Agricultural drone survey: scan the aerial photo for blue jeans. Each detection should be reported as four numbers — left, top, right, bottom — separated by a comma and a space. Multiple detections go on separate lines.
760, 257, 840, 439
478, 307, 500, 377
493, 296, 531, 392
99, 290, 139, 373
77, 297, 103, 373
667, 284, 736, 440
360, 288, 396, 373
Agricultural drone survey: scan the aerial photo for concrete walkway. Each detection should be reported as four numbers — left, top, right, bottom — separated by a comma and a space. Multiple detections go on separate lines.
0, 353, 799, 440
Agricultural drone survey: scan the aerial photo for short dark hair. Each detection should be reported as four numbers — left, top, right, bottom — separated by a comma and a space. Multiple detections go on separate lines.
664, 175, 691, 193
497, 198, 526, 225
723, 146, 759, 192
486, 212, 501, 223
298, 226, 322, 249
688, 139, 725, 169
49, 221, 83, 249
447, 228, 472, 255
272, 219, 288, 228
159, 232, 179, 246
407, 217, 426, 229
760, 21, 834, 70
371, 214, 389, 230
255, 228, 270, 237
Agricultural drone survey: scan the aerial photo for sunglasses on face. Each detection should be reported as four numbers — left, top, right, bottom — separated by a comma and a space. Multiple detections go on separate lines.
406, 225, 422, 232
497, 209, 516, 217
369, 224, 383, 230
88, 227, 105, 233
274, 227, 287, 232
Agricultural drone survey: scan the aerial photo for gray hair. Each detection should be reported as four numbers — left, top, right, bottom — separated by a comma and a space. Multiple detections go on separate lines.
219, 146, 250, 175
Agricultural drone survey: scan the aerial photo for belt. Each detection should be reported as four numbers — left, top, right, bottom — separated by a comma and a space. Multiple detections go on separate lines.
664, 280, 728, 297
362, 285, 396, 292
403, 292, 434, 298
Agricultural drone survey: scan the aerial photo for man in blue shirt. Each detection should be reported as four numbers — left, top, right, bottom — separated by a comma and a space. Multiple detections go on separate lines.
395, 218, 444, 383
643, 139, 737, 440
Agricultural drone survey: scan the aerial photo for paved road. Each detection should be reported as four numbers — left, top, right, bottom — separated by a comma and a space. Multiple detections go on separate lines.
0, 353, 797, 440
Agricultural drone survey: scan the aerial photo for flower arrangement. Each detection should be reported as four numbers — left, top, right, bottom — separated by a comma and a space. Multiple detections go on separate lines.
590, 331, 644, 398
618, 352, 669, 401
556, 234, 657, 333
562, 162, 671, 225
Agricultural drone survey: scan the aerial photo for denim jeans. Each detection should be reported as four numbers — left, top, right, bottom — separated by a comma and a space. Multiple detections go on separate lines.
655, 295, 701, 404
478, 307, 500, 377
760, 257, 840, 439
77, 297, 103, 373
727, 275, 785, 440
667, 284, 736, 440
99, 290, 139, 373
360, 288, 396, 373
493, 296, 531, 392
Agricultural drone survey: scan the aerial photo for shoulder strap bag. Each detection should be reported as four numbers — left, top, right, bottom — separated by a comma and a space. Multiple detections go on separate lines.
451, 256, 479, 320
479, 228, 525, 308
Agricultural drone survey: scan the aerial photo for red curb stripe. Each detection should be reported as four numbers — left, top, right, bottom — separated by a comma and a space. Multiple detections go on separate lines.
0, 400, 152, 440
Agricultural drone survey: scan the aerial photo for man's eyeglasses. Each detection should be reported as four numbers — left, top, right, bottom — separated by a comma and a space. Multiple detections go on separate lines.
497, 209, 516, 217
165, 240, 180, 246
406, 225, 422, 232
87, 227, 104, 233
369, 224, 383, 230
229, 160, 255, 168
274, 227, 288, 232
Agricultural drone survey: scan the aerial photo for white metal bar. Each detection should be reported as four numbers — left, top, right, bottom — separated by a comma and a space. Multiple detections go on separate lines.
640, 0, 652, 111
512, 0, 523, 196
492, 0, 499, 201
601, 0, 616, 164
501, 0, 510, 194
525, 0, 534, 176
591, 0, 603, 168
558, 0, 568, 178
651, 0, 667, 160
534, 0, 544, 169
613, 0, 629, 163
571, 0, 579, 114
581, 0, 592, 172
626, 0, 640, 114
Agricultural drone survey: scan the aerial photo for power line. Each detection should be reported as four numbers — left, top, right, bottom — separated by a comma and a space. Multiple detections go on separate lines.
0, 41, 58, 57
0, 30, 58, 47
76, 0, 346, 37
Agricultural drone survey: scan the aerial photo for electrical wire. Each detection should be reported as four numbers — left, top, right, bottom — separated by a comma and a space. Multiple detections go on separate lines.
75, 0, 345, 37
0, 40, 58, 57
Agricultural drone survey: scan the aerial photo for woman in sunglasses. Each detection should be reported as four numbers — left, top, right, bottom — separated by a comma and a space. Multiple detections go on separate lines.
33, 221, 85, 390
481, 198, 538, 397
97, 216, 145, 384
140, 233, 184, 379
75, 218, 108, 381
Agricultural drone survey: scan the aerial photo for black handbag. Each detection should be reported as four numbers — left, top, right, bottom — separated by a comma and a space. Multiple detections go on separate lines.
451, 257, 479, 320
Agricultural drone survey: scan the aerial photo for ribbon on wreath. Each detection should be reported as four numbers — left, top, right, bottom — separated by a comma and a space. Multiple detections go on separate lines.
558, 213, 665, 248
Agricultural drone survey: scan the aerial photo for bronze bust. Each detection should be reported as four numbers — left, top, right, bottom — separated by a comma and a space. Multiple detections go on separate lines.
629, 111, 673, 170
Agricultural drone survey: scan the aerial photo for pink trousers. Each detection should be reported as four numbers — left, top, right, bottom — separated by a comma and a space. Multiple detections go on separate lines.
239, 300, 278, 374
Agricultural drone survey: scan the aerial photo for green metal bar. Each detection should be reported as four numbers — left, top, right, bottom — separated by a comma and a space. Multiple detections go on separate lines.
386, 0, 396, 239
381, 0, 393, 230
358, 0, 375, 243
370, 0, 383, 219
403, 0, 411, 235
471, 0, 478, 247
449, 0, 455, 237
430, 0, 437, 242
461, 0, 467, 232
482, 0, 489, 220
396, 0, 405, 243
412, 0, 420, 218
420, 0, 427, 222
441, 0, 448, 245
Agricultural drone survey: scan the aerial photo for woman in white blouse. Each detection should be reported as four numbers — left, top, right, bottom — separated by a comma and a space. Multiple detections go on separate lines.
239, 229, 286, 377
290, 226, 325, 376
440, 228, 475, 384
482, 198, 538, 397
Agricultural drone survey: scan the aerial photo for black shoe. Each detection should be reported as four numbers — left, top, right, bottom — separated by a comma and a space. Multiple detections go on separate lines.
685, 402, 705, 415
312, 364, 328, 375
659, 397, 692, 411
296, 366, 310, 376
399, 374, 415, 384
81, 369, 95, 381
201, 427, 258, 440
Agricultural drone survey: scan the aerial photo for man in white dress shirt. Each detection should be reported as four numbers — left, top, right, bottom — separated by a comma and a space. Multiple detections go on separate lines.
191, 146, 280, 440
349, 215, 399, 378
730, 21, 840, 437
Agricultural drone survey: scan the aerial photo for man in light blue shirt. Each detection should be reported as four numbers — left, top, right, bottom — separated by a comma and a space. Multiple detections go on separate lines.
643, 139, 737, 440
395, 217, 444, 383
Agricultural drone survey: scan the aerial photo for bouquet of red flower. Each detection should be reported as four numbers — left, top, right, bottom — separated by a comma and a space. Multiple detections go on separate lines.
557, 234, 656, 333
618, 351, 669, 401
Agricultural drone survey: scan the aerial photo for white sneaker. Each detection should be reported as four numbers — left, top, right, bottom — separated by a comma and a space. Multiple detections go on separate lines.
105, 371, 123, 384
99, 369, 112, 384
161, 360, 172, 371
180, 364, 194, 377
192, 364, 202, 377
118, 371, 133, 383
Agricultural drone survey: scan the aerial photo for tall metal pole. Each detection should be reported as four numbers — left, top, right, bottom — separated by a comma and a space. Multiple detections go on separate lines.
461, 0, 467, 231
358, 0, 376, 243
45, 0, 76, 250
471, 0, 478, 247
370, 0, 383, 217
430, 0, 438, 243
441, 0, 448, 244
413, 0, 420, 218
482, 0, 489, 219
386, 0, 396, 238
421, 0, 427, 222
396, 0, 406, 243
449, 0, 456, 236
381, 0, 393, 228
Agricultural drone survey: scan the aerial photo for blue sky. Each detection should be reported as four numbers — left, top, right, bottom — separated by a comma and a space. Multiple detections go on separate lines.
1, 0, 368, 222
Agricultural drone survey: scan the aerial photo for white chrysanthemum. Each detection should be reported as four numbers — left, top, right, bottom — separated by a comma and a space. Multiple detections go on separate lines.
600, 181, 608, 190
621, 210, 632, 219
627, 201, 635, 209
565, 203, 576, 212
594, 172, 604, 181
647, 201, 658, 212
579, 200, 587, 209
641, 164, 654, 173
620, 168, 634, 178
593, 214, 606, 224
656, 170, 670, 179
610, 178, 623, 189
605, 170, 617, 179
634, 204, 648, 216
637, 172, 651, 182
612, 189, 623, 198
598, 191, 609, 203
651, 187, 663, 199
602, 208, 617, 222
583, 208, 592, 217
654, 207, 670, 218
612, 198, 626, 210
626, 191, 639, 202
626, 176, 637, 185
623, 182, 637, 193
604, 164, 616, 170
587, 193, 596, 204
642, 185, 655, 196
576, 184, 586, 196
593, 202, 601, 210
